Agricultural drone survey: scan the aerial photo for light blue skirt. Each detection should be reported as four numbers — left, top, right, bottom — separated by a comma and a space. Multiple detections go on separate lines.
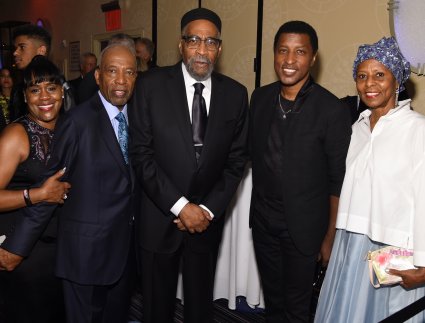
314, 230, 425, 323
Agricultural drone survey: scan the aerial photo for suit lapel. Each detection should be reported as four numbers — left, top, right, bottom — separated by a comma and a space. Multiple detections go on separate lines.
200, 73, 223, 164
166, 63, 197, 160
93, 95, 131, 180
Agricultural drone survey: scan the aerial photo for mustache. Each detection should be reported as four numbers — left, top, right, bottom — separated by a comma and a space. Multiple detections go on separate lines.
190, 55, 212, 65
281, 64, 296, 69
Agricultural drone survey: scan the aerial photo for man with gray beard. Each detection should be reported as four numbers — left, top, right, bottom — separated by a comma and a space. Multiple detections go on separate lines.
129, 7, 248, 323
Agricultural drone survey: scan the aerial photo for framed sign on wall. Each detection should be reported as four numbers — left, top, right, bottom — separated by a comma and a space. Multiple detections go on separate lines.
69, 41, 81, 72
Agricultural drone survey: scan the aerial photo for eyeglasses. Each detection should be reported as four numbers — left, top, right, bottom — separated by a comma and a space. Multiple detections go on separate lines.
181, 35, 221, 51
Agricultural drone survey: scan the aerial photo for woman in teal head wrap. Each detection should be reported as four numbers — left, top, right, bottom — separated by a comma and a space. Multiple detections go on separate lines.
314, 37, 425, 323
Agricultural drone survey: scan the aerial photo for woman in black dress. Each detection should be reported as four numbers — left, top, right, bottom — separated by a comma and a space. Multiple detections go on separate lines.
0, 56, 71, 323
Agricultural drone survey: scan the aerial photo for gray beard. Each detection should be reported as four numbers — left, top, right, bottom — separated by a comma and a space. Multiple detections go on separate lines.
185, 56, 214, 81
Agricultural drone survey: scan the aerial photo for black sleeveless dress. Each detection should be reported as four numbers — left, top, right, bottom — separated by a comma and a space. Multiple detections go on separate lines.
0, 116, 65, 323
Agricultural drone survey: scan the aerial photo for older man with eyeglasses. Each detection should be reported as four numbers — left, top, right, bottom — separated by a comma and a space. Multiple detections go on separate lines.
129, 7, 249, 323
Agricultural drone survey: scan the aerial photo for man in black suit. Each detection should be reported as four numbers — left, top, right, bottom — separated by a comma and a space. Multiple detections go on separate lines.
0, 43, 138, 323
68, 52, 97, 104
249, 21, 351, 322
129, 8, 248, 323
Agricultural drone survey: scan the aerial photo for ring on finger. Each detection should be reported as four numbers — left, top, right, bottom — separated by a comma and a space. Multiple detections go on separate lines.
63, 193, 68, 200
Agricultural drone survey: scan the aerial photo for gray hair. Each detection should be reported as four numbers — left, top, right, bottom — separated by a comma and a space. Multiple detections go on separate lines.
98, 43, 136, 68
134, 37, 155, 57
108, 33, 135, 50
80, 52, 97, 64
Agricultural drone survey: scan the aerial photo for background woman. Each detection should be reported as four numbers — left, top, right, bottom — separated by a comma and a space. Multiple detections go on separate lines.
0, 68, 13, 131
314, 37, 425, 322
0, 56, 71, 322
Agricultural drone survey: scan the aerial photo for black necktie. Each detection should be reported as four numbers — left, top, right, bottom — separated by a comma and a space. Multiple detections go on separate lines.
192, 83, 207, 160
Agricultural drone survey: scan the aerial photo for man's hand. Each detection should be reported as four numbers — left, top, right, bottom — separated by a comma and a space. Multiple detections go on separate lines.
388, 267, 425, 289
0, 248, 23, 271
318, 229, 336, 267
318, 195, 339, 267
176, 203, 212, 233
173, 218, 186, 231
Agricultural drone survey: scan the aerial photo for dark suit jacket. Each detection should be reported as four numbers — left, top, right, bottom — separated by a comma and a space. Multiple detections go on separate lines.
249, 78, 351, 255
77, 70, 99, 104
8, 83, 26, 122
129, 62, 248, 254
68, 76, 82, 88
3, 94, 137, 285
68, 76, 82, 104
340, 95, 368, 124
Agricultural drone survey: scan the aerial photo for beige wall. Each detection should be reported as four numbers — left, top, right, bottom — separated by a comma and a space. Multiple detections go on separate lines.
155, 0, 257, 95
1, 0, 424, 113
155, 0, 196, 67
0, 0, 152, 80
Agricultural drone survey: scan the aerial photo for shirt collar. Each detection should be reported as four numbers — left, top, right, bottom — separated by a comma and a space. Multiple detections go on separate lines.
357, 99, 411, 123
98, 91, 128, 122
386, 99, 411, 117
181, 61, 212, 92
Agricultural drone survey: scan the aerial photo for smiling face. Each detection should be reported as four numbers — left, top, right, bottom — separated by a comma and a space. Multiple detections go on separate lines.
25, 81, 63, 129
274, 33, 316, 97
13, 35, 47, 70
95, 45, 137, 110
179, 19, 222, 81
356, 59, 398, 113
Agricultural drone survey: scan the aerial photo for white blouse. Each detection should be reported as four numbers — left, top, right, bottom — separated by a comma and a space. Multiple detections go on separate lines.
336, 100, 425, 266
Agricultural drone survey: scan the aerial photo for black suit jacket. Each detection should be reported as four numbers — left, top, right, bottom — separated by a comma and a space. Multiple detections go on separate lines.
68, 76, 82, 104
249, 79, 351, 255
340, 95, 368, 124
77, 70, 99, 104
3, 94, 137, 285
129, 62, 248, 253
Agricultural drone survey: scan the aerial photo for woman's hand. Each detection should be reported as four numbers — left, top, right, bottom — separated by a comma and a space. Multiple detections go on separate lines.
388, 267, 425, 289
38, 168, 71, 203
0, 248, 23, 271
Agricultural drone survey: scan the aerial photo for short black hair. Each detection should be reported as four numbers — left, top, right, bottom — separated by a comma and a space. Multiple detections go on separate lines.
13, 24, 52, 54
273, 21, 318, 53
23, 55, 63, 89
